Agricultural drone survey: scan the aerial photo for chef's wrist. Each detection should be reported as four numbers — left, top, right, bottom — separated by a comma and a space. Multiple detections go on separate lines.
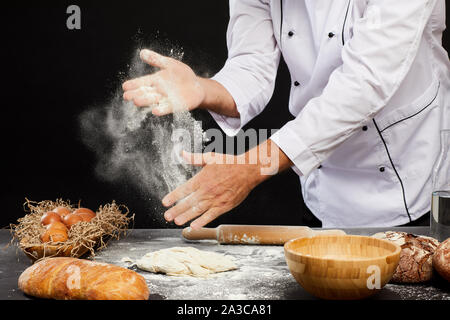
242, 140, 293, 187
197, 77, 239, 118
196, 77, 209, 110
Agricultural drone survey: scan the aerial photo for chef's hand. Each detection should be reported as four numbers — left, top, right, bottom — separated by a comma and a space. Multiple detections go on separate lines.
162, 140, 293, 229
162, 151, 259, 230
122, 49, 239, 118
122, 49, 205, 116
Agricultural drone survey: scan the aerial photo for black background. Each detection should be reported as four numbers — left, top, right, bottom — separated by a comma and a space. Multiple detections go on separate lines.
2, 1, 449, 229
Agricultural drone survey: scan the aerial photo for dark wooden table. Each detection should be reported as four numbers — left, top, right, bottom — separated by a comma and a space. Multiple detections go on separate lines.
1, 227, 449, 300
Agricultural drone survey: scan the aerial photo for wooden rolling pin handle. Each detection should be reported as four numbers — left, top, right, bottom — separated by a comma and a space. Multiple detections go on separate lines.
182, 227, 217, 240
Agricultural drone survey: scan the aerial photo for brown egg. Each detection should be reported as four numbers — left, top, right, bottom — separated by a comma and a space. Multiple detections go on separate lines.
40, 228, 68, 243
40, 231, 50, 243
41, 211, 62, 226
63, 213, 84, 228
50, 231, 68, 243
73, 208, 96, 222
47, 221, 68, 232
73, 208, 96, 217
53, 206, 72, 218
76, 213, 96, 222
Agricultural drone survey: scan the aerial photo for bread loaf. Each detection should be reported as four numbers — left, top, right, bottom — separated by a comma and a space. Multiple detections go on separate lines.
18, 257, 149, 300
433, 238, 450, 282
372, 231, 439, 283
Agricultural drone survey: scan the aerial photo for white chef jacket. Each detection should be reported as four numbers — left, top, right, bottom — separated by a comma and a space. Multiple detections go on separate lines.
209, 0, 450, 227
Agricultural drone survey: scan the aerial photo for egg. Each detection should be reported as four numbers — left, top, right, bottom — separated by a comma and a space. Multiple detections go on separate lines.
40, 231, 50, 243
41, 211, 62, 226
73, 208, 96, 222
63, 213, 84, 228
53, 206, 72, 218
47, 221, 68, 232
40, 228, 68, 243
50, 232, 68, 242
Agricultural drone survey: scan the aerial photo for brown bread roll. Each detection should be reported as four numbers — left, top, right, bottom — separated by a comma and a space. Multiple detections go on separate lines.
372, 231, 439, 283
433, 238, 450, 282
18, 257, 149, 300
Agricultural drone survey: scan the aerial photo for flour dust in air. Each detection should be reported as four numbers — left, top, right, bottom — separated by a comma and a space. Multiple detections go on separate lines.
79, 47, 205, 215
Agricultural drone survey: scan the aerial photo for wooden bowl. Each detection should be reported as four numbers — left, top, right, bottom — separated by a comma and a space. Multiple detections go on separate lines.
284, 235, 401, 300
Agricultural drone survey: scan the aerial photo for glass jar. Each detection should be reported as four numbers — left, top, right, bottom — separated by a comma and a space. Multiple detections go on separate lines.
431, 130, 450, 241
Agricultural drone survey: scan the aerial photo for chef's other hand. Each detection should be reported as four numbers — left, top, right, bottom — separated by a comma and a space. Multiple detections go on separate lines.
162, 151, 263, 230
122, 49, 206, 116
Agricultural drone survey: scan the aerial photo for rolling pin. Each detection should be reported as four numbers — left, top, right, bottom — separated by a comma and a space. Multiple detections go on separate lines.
182, 225, 346, 245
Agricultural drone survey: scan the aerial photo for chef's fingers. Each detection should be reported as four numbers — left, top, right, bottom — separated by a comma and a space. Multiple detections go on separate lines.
173, 200, 210, 226
162, 177, 200, 208
152, 103, 174, 116
190, 207, 222, 230
123, 86, 157, 101
122, 75, 155, 91
140, 49, 170, 69
133, 92, 163, 108
164, 193, 200, 221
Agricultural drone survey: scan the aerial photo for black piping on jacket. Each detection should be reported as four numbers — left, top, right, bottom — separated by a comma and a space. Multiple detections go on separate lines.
380, 82, 440, 133
373, 119, 413, 223
342, 0, 351, 46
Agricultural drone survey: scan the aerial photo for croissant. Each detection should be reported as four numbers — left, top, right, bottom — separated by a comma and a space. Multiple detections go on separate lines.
18, 257, 149, 300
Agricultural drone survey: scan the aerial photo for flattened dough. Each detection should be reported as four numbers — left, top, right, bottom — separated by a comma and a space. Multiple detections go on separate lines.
136, 247, 238, 277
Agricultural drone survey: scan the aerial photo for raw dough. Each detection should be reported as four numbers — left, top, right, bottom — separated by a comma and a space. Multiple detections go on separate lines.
136, 247, 237, 277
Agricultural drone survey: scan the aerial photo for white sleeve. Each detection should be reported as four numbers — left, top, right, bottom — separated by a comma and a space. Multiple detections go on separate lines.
210, 0, 281, 136
270, 0, 437, 176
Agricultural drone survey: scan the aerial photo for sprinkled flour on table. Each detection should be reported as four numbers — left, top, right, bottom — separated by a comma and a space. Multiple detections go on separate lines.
93, 232, 294, 300
92, 230, 450, 300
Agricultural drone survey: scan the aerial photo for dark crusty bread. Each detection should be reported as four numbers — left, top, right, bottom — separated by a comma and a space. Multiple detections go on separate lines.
433, 238, 450, 282
372, 231, 439, 283
18, 257, 149, 300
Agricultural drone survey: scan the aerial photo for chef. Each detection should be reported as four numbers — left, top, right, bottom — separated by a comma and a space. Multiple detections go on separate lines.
122, 0, 450, 229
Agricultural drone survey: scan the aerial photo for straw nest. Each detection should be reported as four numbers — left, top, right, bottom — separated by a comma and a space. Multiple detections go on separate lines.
10, 199, 134, 261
